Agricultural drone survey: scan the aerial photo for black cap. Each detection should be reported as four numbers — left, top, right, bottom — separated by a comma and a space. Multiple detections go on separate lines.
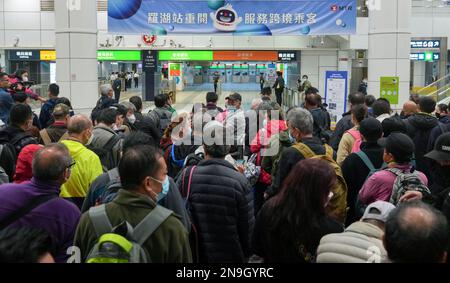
225, 93, 242, 102
359, 118, 383, 142
425, 133, 450, 162
378, 133, 415, 163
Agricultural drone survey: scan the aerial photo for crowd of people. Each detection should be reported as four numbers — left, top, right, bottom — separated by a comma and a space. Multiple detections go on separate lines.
0, 69, 449, 264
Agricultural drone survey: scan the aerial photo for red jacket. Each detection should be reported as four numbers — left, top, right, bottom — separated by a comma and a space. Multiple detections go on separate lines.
13, 144, 43, 184
250, 120, 287, 154
8, 76, 40, 100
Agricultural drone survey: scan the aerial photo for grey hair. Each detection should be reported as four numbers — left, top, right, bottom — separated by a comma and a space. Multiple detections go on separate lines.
32, 143, 72, 181
100, 84, 113, 96
119, 101, 136, 112
287, 107, 313, 135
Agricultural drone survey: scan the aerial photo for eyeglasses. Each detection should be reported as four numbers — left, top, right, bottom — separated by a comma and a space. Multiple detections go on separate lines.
67, 161, 76, 170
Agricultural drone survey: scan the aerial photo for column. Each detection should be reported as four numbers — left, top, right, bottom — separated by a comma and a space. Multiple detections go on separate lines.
55, 0, 98, 111
367, 0, 411, 108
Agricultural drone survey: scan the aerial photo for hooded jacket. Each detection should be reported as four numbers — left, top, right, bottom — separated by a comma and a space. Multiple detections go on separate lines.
60, 140, 103, 200
13, 144, 43, 183
404, 113, 438, 180
316, 221, 388, 263
0, 125, 38, 157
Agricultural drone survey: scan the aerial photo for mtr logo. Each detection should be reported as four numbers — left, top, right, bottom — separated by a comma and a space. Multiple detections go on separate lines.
331, 5, 353, 11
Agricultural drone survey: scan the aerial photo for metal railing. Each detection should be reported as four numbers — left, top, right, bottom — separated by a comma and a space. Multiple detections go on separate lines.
417, 73, 450, 96
280, 87, 304, 111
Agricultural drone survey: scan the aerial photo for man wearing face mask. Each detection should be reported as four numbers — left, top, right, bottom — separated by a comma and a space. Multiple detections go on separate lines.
75, 144, 192, 263
224, 93, 246, 160
89, 108, 124, 171
60, 115, 103, 209
266, 108, 337, 199
425, 133, 450, 210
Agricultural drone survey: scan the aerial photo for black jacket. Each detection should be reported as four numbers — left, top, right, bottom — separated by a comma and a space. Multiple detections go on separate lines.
268, 137, 337, 198
177, 158, 254, 263
330, 111, 353, 151
134, 112, 161, 143
309, 107, 331, 141
341, 141, 384, 225
404, 113, 438, 182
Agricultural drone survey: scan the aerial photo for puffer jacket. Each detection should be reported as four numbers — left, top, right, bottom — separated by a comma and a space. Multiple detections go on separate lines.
404, 113, 438, 181
176, 158, 254, 263
316, 221, 388, 263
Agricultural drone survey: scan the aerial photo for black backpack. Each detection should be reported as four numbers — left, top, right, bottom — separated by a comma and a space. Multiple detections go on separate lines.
87, 134, 122, 172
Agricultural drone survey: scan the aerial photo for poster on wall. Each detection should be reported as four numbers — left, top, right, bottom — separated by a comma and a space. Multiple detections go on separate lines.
169, 63, 183, 91
380, 76, 399, 105
108, 0, 357, 36
325, 71, 348, 124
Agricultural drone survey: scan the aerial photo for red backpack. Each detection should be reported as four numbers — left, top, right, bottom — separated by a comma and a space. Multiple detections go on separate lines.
347, 129, 362, 153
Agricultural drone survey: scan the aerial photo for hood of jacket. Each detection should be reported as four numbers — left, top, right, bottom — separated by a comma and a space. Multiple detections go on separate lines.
0, 125, 27, 142
408, 113, 438, 131
13, 144, 43, 183
345, 221, 384, 240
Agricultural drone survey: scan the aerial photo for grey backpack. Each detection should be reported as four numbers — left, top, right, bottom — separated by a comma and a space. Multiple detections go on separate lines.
387, 168, 431, 205
86, 204, 173, 263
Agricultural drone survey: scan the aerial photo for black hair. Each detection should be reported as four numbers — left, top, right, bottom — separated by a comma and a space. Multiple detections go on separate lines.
97, 108, 119, 125
381, 114, 407, 137
14, 69, 28, 78
119, 145, 162, 191
372, 98, 391, 117
48, 83, 59, 97
122, 131, 156, 152
437, 103, 448, 114
206, 92, 218, 103
0, 72, 9, 79
129, 96, 143, 112
384, 201, 449, 263
55, 97, 73, 110
154, 94, 167, 108
419, 96, 436, 114
261, 87, 272, 96
352, 104, 367, 124
0, 227, 55, 263
10, 104, 32, 126
348, 92, 365, 106
302, 75, 308, 79
305, 87, 319, 95
12, 92, 28, 103
365, 95, 376, 107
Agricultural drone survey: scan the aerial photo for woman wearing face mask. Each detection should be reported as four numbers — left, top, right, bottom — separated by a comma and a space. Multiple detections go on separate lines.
8, 69, 46, 103
160, 113, 198, 178
252, 158, 343, 263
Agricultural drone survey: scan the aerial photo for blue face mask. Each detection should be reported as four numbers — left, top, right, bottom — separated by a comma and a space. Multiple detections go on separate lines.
152, 175, 170, 203
227, 105, 237, 113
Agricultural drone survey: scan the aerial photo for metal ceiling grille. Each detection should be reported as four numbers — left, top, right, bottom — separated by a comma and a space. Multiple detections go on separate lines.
40, 0, 54, 11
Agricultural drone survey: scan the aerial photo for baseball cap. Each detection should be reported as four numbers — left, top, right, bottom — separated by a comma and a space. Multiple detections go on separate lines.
52, 103, 70, 117
424, 133, 450, 162
378, 132, 415, 162
225, 93, 242, 102
359, 118, 383, 142
362, 201, 396, 223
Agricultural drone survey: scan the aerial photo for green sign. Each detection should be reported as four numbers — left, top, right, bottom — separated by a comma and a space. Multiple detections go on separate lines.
424, 52, 433, 62
256, 65, 267, 69
158, 51, 213, 61
97, 50, 141, 61
195, 66, 203, 69
380, 76, 399, 105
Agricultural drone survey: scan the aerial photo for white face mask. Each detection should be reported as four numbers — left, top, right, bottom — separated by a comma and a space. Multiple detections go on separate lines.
128, 114, 136, 124
22, 76, 29, 82
86, 133, 94, 145
112, 124, 120, 131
